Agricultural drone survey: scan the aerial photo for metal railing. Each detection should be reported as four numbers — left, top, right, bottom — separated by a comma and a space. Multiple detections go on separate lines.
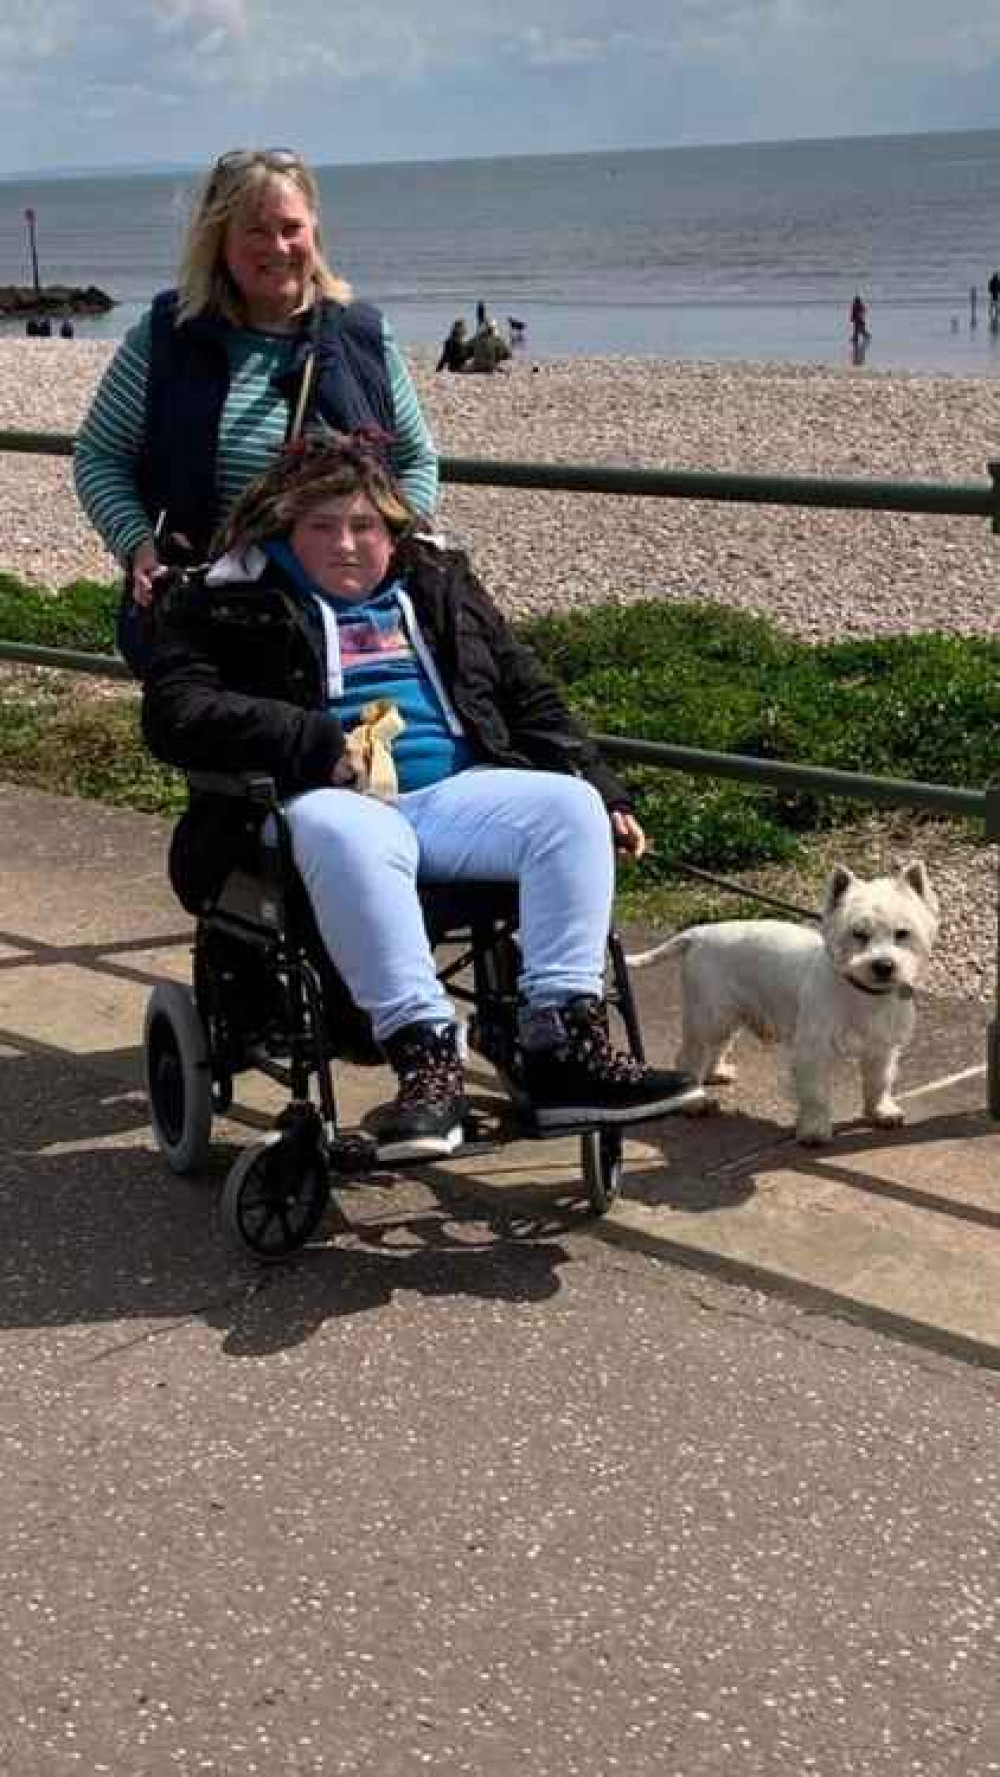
444, 454, 1000, 530
3, 427, 1000, 525
0, 426, 997, 1111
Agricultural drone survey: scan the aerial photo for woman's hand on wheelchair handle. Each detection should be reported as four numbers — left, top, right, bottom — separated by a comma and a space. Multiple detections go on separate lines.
130, 539, 161, 607
612, 810, 647, 859
130, 529, 196, 607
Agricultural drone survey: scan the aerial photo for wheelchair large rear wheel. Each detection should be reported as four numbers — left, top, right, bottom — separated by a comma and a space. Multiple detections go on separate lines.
144, 982, 213, 1175
581, 1127, 623, 1215
222, 1137, 331, 1260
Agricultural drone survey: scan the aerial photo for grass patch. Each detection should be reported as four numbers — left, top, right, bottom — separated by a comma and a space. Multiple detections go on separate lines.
521, 598, 996, 885
0, 578, 993, 888
614, 810, 988, 930
0, 573, 118, 653
0, 671, 184, 815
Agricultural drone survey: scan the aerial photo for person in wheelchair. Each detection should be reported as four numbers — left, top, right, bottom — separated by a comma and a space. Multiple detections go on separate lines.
141, 431, 699, 1160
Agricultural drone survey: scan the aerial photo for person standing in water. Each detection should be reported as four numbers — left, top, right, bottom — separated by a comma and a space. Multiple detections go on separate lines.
849, 293, 870, 348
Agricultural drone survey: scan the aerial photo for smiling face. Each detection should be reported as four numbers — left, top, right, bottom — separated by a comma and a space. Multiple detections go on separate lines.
223, 175, 317, 325
289, 492, 396, 600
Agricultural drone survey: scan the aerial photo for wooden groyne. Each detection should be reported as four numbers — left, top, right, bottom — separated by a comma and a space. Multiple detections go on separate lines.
0, 284, 114, 316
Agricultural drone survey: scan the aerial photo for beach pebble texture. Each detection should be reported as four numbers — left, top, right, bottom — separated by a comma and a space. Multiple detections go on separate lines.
0, 341, 996, 1005
3, 342, 1000, 641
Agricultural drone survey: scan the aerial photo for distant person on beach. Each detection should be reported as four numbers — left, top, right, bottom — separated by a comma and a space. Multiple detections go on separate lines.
469, 317, 512, 374
73, 146, 437, 673
59, 318, 74, 339
849, 293, 870, 350
989, 271, 1000, 327
435, 317, 471, 372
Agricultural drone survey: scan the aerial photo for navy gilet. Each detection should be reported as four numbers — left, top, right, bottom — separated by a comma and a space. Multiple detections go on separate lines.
136, 289, 393, 560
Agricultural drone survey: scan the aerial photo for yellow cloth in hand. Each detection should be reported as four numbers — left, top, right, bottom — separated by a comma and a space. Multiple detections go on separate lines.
344, 700, 406, 800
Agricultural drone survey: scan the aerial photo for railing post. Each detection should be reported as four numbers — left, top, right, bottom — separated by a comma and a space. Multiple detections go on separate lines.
988, 789, 1000, 1119
986, 445, 1000, 1108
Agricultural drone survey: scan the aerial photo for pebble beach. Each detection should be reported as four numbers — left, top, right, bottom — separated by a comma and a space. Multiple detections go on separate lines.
0, 339, 996, 1004
4, 340, 1000, 638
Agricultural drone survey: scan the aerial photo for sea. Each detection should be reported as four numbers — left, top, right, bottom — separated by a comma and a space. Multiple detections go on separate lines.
2, 128, 1000, 374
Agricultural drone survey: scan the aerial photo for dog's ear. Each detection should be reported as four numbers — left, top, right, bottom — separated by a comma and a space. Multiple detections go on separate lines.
825, 864, 854, 910
898, 859, 940, 918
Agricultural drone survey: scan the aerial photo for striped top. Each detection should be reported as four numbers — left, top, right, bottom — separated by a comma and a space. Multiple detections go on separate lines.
73, 308, 439, 563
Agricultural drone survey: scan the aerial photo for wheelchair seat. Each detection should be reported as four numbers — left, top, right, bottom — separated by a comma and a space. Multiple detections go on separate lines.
417, 878, 519, 943
213, 863, 518, 941
203, 856, 521, 1073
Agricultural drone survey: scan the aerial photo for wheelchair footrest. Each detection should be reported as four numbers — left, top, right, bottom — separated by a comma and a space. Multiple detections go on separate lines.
509, 1084, 707, 1138
327, 1132, 380, 1175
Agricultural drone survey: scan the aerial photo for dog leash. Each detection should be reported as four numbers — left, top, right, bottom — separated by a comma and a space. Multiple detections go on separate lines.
664, 860, 822, 924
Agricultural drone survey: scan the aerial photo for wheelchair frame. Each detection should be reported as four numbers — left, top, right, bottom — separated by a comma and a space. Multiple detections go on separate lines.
143, 771, 654, 1260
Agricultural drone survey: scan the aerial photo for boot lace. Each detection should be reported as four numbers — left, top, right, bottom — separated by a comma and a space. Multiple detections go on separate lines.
392, 1029, 463, 1113
565, 998, 649, 1085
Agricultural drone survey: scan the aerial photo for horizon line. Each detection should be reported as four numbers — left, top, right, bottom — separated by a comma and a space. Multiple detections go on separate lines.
2, 122, 998, 186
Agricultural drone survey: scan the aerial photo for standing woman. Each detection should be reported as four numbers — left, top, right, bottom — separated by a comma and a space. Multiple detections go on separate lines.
74, 148, 438, 666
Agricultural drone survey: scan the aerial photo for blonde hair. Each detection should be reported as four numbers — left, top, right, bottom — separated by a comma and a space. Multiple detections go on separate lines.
217, 432, 415, 556
177, 151, 352, 325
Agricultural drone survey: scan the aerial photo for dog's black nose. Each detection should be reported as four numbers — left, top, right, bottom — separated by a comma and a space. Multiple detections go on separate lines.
871, 958, 895, 981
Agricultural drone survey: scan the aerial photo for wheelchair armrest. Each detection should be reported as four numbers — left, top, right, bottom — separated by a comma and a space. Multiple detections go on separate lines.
186, 770, 279, 808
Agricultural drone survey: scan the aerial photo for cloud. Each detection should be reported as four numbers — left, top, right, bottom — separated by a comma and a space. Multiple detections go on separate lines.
514, 28, 618, 68
0, 0, 998, 173
0, 3, 80, 65
151, 0, 248, 28
3, 0, 998, 94
679, 0, 1000, 75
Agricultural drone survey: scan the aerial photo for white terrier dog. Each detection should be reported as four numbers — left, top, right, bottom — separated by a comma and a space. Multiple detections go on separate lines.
627, 862, 940, 1145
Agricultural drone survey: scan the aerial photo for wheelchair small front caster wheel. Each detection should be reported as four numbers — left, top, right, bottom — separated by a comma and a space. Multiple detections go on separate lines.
222, 1137, 331, 1260
144, 982, 213, 1175
581, 1127, 623, 1215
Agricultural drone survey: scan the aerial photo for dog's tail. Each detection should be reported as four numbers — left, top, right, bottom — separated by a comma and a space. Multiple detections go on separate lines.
624, 930, 696, 971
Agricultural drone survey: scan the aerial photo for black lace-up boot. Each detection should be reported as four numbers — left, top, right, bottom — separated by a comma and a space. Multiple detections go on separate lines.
519, 996, 703, 1130
372, 1021, 466, 1159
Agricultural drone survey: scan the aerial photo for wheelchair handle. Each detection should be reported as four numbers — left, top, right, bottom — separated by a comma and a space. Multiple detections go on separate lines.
187, 770, 279, 807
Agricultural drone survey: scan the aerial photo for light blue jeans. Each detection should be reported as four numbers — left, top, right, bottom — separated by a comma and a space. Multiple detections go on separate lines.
284, 768, 615, 1041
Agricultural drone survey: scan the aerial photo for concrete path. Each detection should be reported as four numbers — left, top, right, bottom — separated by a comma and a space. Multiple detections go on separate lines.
2, 783, 998, 1370
4, 784, 1000, 1774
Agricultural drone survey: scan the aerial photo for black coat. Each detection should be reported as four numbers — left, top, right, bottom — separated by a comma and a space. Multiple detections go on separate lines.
142, 538, 633, 912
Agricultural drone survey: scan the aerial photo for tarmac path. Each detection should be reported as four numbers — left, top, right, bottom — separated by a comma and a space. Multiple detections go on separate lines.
2, 784, 1000, 1773
2, 1151, 1000, 1775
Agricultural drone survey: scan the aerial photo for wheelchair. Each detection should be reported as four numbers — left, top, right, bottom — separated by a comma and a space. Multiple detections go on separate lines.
142, 772, 661, 1262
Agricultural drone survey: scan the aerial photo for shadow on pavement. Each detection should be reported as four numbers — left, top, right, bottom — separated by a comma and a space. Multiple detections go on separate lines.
0, 1042, 572, 1358
627, 1095, 998, 1220
781, 1109, 1000, 1229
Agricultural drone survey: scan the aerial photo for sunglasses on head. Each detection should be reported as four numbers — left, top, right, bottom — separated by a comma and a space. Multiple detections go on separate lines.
207, 148, 305, 188
214, 147, 302, 169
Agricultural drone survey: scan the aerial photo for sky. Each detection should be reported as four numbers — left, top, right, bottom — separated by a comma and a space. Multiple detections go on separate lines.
0, 0, 999, 177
